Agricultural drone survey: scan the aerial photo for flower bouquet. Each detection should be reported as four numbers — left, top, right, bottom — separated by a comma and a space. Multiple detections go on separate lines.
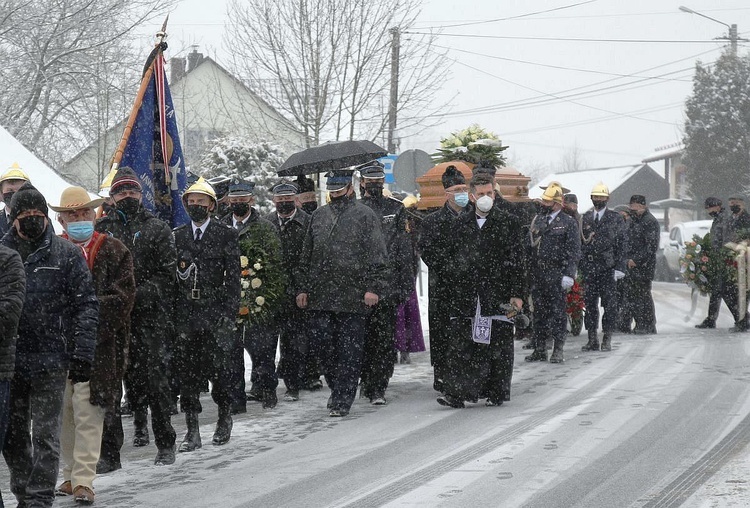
566, 277, 585, 336
237, 238, 285, 326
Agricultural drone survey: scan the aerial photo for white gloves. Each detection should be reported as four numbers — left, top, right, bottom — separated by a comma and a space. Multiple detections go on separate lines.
614, 270, 625, 281
562, 276, 574, 289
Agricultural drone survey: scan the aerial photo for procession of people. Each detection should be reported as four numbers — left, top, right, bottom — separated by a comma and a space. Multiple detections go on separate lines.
0, 158, 741, 507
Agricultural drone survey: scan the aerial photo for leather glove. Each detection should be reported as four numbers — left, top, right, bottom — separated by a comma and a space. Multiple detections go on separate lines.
561, 276, 574, 289
68, 359, 91, 384
613, 270, 625, 281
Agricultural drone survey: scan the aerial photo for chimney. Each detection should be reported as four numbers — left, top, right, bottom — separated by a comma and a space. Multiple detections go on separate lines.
187, 46, 204, 73
170, 57, 186, 83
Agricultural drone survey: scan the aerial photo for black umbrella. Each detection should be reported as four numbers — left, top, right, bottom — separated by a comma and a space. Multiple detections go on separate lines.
277, 140, 387, 176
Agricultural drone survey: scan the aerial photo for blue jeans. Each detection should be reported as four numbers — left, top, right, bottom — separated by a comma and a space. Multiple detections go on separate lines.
0, 378, 11, 508
3, 369, 67, 508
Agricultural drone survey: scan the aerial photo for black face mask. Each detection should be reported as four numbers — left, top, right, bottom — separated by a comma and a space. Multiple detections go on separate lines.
187, 204, 210, 223
115, 197, 140, 216
300, 201, 317, 214
709, 210, 720, 218
365, 183, 384, 199
231, 202, 250, 217
540, 204, 553, 214
329, 192, 348, 203
592, 200, 607, 211
276, 201, 296, 216
18, 215, 46, 239
2, 191, 14, 204
730, 205, 742, 214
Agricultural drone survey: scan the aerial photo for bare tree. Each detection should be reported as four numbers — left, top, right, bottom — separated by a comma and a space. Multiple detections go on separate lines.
0, 0, 175, 167
559, 142, 589, 173
226, 0, 448, 148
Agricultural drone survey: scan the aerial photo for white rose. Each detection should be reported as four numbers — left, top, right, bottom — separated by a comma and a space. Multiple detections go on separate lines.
255, 296, 265, 306
254, 263, 262, 270
240, 256, 249, 268
241, 280, 250, 289
251, 278, 262, 289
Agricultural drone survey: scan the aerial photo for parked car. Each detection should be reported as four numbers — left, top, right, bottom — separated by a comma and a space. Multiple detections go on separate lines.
661, 220, 712, 281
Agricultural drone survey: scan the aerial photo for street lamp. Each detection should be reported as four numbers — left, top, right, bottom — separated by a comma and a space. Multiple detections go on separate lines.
679, 5, 739, 55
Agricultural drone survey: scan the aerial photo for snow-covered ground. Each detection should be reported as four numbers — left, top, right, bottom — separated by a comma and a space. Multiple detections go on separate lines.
2, 279, 750, 507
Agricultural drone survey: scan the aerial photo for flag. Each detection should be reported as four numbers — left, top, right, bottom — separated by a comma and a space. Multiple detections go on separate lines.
117, 42, 189, 227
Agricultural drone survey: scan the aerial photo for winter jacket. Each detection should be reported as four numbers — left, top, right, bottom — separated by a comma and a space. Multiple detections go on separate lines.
726, 210, 750, 244
579, 208, 628, 276
264, 209, 310, 311
81, 233, 136, 409
300, 196, 388, 315
96, 207, 176, 321
625, 209, 660, 281
528, 210, 580, 285
0, 244, 25, 379
448, 206, 525, 317
0, 210, 10, 239
710, 209, 727, 251
360, 196, 416, 304
1, 226, 98, 374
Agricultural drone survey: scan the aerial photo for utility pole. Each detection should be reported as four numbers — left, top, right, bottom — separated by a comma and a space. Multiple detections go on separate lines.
387, 27, 400, 154
679, 6, 744, 56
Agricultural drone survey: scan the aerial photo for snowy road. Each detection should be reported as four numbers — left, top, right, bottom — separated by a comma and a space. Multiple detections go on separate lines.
4, 282, 750, 507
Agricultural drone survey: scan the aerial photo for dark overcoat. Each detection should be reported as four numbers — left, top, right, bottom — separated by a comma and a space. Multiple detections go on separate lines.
0, 244, 25, 379
625, 210, 660, 281
579, 208, 628, 277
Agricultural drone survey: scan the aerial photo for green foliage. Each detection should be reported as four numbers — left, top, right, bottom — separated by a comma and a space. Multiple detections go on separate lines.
683, 52, 750, 202
237, 234, 286, 327
680, 233, 736, 294
434, 124, 508, 167
198, 136, 286, 214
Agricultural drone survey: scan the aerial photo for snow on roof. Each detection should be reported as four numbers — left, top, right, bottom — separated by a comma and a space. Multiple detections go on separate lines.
1, 126, 91, 231
529, 164, 646, 201
642, 143, 684, 163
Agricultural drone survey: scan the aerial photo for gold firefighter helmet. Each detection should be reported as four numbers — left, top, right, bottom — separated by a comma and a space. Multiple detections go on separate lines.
540, 183, 564, 204
182, 180, 217, 208
590, 182, 610, 197
0, 162, 31, 184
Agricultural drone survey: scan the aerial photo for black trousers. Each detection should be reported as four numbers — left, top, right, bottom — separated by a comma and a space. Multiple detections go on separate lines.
427, 287, 451, 383
531, 280, 566, 348
310, 311, 367, 412
231, 322, 280, 401
707, 277, 745, 325
621, 278, 657, 333
360, 301, 398, 398
175, 328, 233, 413
123, 319, 176, 449
583, 269, 619, 334
443, 319, 514, 402
99, 384, 124, 466
278, 311, 310, 392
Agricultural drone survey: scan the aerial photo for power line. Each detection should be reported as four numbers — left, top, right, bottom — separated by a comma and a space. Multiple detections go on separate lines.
404, 31, 732, 44
417, 0, 598, 30
431, 44, 693, 82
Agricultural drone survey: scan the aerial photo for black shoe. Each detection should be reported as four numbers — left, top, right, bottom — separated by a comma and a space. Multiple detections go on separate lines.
154, 445, 176, 466
581, 340, 600, 351
370, 393, 387, 405
485, 399, 504, 407
524, 350, 547, 362
178, 413, 202, 453
283, 390, 299, 402
695, 319, 716, 329
601, 333, 612, 351
729, 324, 749, 333
549, 344, 564, 363
329, 408, 349, 417
262, 391, 278, 409
212, 409, 233, 446
96, 458, 122, 474
132, 412, 150, 447
437, 394, 465, 408
246, 390, 262, 402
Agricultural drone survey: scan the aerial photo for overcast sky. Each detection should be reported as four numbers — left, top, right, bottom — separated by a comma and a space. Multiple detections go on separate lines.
156, 0, 750, 175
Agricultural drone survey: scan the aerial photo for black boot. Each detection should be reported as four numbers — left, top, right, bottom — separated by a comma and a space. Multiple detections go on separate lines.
524, 349, 548, 362
213, 407, 233, 446
695, 318, 716, 329
601, 332, 612, 351
178, 412, 202, 452
582, 332, 599, 351
262, 390, 278, 409
549, 341, 564, 363
154, 445, 175, 466
132, 410, 150, 447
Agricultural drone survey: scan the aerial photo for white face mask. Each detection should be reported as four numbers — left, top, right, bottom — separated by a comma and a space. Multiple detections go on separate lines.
475, 195, 494, 213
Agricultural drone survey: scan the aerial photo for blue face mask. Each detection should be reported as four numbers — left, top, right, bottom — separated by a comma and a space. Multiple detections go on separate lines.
67, 220, 94, 242
453, 192, 469, 208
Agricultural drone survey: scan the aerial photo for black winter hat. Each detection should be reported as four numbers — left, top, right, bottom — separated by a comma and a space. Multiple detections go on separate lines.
441, 165, 466, 189
704, 197, 722, 208
296, 175, 315, 193
109, 166, 143, 196
472, 165, 497, 177
9, 182, 48, 222
630, 194, 647, 205
563, 193, 578, 204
